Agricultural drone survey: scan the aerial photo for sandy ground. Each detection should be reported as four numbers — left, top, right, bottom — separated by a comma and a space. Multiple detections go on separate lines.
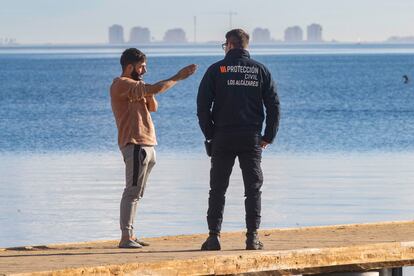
2, 221, 414, 275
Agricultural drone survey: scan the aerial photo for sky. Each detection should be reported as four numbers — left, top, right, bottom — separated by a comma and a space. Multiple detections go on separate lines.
0, 0, 413, 44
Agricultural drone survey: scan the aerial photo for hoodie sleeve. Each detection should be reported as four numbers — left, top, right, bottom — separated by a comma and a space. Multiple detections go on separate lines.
261, 68, 280, 143
197, 66, 215, 140
110, 78, 146, 102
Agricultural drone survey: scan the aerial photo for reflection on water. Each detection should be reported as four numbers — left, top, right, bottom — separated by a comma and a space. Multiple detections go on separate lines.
1, 152, 414, 248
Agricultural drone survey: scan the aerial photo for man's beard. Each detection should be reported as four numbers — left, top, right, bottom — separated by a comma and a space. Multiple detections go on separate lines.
131, 69, 143, 81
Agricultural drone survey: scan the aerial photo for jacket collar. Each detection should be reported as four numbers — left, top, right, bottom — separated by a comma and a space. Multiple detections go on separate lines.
225, 48, 250, 60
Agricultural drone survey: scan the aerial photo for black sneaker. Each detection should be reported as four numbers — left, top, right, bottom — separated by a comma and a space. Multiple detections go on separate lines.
201, 233, 221, 251
246, 232, 264, 250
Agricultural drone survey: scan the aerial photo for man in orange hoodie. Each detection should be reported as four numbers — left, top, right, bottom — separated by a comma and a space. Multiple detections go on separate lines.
110, 48, 196, 248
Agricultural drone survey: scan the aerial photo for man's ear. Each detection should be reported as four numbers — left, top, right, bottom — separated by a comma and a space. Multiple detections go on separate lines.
227, 42, 234, 50
123, 64, 133, 74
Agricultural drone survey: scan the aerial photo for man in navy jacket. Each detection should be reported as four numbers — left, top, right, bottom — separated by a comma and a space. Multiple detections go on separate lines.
197, 29, 280, 250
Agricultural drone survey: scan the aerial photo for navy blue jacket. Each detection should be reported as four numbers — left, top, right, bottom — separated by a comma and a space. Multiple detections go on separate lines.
197, 48, 280, 143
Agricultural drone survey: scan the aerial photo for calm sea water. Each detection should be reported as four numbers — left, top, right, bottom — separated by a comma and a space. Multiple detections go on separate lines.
1, 44, 414, 153
1, 44, 414, 258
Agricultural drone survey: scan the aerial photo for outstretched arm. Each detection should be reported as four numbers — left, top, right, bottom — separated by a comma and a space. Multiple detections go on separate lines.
145, 64, 197, 95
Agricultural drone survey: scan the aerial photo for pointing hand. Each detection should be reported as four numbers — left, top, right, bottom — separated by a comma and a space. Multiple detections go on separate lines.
176, 64, 197, 80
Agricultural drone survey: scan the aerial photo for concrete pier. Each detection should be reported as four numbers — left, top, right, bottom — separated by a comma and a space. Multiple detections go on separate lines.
2, 221, 414, 275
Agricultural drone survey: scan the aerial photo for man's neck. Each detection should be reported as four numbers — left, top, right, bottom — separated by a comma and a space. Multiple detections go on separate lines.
120, 74, 143, 81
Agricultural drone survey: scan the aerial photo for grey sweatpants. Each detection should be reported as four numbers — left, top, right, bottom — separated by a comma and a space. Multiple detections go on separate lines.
120, 144, 156, 238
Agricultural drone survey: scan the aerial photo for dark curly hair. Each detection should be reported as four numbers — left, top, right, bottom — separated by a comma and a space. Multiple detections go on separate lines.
120, 48, 146, 71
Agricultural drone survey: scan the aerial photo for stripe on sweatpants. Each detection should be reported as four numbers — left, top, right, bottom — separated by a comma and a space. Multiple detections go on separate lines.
132, 145, 141, 186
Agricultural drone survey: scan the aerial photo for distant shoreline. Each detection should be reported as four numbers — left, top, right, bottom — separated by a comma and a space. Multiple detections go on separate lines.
2, 41, 414, 48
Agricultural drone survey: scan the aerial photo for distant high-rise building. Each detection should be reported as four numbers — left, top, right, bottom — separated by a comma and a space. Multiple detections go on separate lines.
0, 37, 17, 45
163, 28, 187, 43
129, 26, 151, 44
284, 26, 303, 42
307, 24, 323, 42
108, 24, 124, 44
252, 28, 272, 43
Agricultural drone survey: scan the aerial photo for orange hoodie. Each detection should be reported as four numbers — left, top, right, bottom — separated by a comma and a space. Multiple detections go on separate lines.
110, 77, 158, 148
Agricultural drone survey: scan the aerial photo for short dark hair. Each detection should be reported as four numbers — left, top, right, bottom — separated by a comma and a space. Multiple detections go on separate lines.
120, 48, 146, 71
225, 29, 249, 49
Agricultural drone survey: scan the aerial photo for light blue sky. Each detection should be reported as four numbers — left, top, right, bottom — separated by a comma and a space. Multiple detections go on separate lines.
0, 0, 413, 44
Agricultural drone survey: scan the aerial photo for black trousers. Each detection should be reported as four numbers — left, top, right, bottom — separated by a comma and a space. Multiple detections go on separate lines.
207, 131, 263, 233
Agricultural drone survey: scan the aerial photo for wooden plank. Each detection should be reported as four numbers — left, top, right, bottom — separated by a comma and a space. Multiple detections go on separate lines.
1, 221, 414, 275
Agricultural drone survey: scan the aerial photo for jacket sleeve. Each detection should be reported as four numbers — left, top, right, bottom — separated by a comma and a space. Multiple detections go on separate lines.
261, 69, 280, 143
197, 67, 215, 140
